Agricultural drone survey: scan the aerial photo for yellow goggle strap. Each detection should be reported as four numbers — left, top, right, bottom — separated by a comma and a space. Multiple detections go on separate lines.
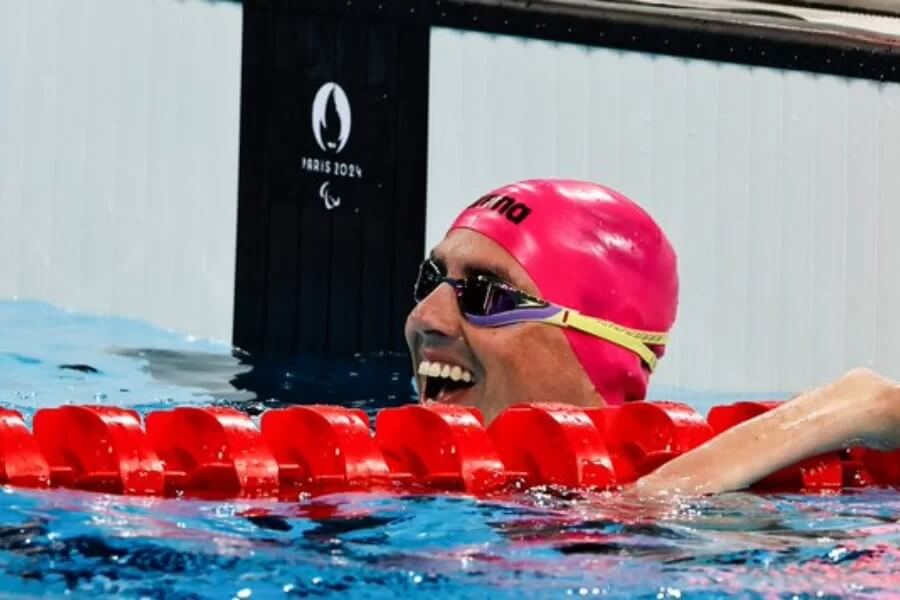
543, 309, 668, 372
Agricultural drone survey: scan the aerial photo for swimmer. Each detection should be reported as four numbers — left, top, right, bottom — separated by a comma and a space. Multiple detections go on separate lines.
405, 179, 900, 495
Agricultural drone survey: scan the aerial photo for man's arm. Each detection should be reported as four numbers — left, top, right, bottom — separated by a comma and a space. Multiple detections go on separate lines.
634, 368, 900, 495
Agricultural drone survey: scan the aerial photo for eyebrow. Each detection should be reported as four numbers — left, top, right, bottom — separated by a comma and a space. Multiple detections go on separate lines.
464, 264, 514, 283
428, 252, 515, 284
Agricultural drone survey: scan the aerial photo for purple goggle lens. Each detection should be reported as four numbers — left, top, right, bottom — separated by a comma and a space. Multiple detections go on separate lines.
413, 259, 551, 320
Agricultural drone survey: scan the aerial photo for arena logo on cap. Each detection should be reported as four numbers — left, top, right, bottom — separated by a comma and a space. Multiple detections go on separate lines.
468, 194, 532, 224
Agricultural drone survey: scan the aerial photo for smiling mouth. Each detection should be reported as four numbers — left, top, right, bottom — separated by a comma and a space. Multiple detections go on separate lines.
417, 360, 477, 403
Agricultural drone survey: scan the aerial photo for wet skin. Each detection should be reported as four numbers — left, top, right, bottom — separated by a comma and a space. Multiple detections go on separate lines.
404, 229, 602, 425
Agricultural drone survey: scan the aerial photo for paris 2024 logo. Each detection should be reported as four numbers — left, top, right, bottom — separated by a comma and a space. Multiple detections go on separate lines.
301, 82, 365, 210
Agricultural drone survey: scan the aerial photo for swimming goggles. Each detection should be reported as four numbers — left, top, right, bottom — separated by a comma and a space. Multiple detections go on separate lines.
413, 258, 668, 371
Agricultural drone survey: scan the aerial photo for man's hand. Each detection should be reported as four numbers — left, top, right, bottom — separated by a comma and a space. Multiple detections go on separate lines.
852, 368, 900, 449
633, 368, 900, 495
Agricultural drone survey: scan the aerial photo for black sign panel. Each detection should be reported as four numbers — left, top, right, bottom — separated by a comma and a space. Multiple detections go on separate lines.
234, 6, 428, 356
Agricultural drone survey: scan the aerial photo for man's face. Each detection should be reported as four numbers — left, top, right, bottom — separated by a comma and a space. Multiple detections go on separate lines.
404, 229, 601, 424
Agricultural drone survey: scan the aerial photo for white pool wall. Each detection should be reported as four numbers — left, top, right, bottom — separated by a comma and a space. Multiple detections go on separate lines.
0, 0, 242, 343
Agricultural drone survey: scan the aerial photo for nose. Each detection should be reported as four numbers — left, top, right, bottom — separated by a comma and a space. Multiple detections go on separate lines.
405, 282, 464, 346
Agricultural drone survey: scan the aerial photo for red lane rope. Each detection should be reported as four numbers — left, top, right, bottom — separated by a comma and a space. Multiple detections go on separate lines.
0, 401, 895, 498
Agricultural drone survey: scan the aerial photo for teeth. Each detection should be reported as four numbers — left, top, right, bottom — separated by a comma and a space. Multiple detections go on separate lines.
417, 360, 475, 384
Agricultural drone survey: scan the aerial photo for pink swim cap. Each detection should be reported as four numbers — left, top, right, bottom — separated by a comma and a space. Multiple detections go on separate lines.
449, 179, 679, 405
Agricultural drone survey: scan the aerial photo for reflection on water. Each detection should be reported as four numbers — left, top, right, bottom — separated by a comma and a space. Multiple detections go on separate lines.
0, 487, 898, 598
110, 347, 413, 416
0, 300, 413, 417
0, 300, 898, 598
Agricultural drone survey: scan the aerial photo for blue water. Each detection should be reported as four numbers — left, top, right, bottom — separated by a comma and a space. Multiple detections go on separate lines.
0, 300, 898, 599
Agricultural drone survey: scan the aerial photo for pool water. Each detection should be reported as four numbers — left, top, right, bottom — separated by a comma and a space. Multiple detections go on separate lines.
0, 300, 898, 599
